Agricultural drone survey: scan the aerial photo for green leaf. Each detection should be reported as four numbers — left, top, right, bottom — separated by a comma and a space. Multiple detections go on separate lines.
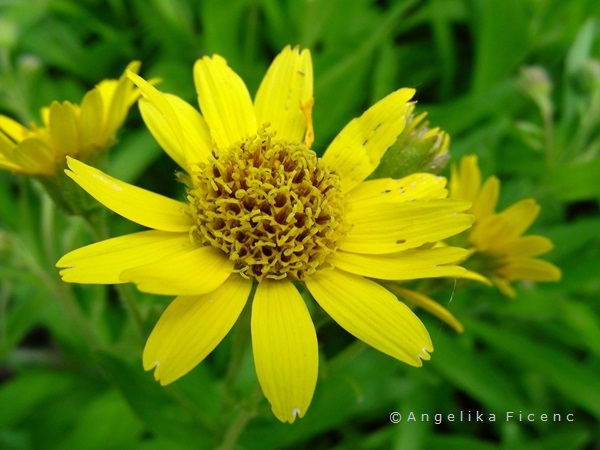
470, 0, 530, 93
425, 82, 518, 136
544, 158, 600, 201
313, 0, 418, 144
93, 351, 217, 448
503, 427, 592, 450
558, 300, 600, 359
0, 369, 80, 428
544, 218, 600, 261
426, 434, 500, 450
427, 331, 528, 412
57, 390, 144, 450
467, 321, 600, 420
0, 287, 45, 361
565, 18, 596, 75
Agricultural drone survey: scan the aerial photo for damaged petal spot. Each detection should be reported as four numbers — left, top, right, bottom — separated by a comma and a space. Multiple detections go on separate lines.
92, 172, 123, 191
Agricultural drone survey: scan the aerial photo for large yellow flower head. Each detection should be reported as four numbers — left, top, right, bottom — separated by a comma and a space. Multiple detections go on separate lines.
57, 46, 473, 423
449, 154, 561, 297
0, 61, 141, 176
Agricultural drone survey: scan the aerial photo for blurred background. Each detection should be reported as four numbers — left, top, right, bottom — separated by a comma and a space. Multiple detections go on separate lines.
1, 0, 599, 449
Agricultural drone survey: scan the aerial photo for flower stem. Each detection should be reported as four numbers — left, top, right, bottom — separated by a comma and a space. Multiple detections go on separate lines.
217, 283, 260, 448
328, 339, 367, 373
217, 387, 262, 450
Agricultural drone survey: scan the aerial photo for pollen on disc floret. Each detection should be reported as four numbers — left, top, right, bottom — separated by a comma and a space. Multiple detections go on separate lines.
187, 125, 348, 281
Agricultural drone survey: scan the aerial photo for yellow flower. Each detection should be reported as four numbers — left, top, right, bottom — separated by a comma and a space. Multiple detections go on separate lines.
449, 154, 561, 297
56, 46, 473, 423
0, 61, 141, 176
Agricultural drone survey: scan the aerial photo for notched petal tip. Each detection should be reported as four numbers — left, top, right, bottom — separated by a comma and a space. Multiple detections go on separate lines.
276, 406, 303, 424
291, 407, 302, 422
143, 359, 160, 372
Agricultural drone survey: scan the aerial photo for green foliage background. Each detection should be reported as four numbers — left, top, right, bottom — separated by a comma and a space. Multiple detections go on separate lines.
1, 0, 599, 449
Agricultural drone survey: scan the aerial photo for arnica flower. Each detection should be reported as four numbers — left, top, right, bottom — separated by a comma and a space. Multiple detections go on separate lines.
57, 46, 473, 423
0, 61, 140, 177
449, 154, 561, 298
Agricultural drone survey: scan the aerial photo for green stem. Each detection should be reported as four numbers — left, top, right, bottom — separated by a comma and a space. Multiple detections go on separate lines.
224, 288, 254, 386
542, 106, 555, 164
217, 387, 262, 450
217, 283, 260, 448
328, 339, 367, 373
114, 283, 146, 337
18, 179, 98, 346
0, 281, 10, 359
40, 187, 57, 266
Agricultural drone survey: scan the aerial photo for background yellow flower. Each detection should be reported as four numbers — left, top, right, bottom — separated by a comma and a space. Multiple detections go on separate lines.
0, 61, 140, 176
449, 154, 561, 297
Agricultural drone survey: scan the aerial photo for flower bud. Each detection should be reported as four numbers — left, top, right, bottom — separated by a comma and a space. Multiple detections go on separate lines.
371, 105, 450, 179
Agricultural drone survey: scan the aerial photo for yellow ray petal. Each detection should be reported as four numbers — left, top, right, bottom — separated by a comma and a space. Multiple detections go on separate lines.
459, 269, 493, 285
144, 275, 252, 385
139, 93, 212, 170
0, 115, 31, 143
79, 88, 103, 151
322, 88, 415, 193
119, 245, 234, 295
492, 276, 517, 298
348, 173, 448, 208
470, 214, 509, 249
57, 230, 195, 284
0, 131, 22, 171
11, 138, 55, 175
49, 101, 81, 157
388, 286, 464, 333
194, 55, 256, 148
254, 46, 313, 143
450, 154, 481, 202
471, 200, 541, 250
499, 235, 554, 257
252, 279, 318, 423
496, 199, 540, 238
102, 61, 141, 141
342, 199, 473, 254
472, 175, 499, 220
499, 258, 562, 281
65, 157, 193, 232
127, 72, 189, 165
329, 247, 467, 280
0, 161, 20, 172
305, 269, 432, 366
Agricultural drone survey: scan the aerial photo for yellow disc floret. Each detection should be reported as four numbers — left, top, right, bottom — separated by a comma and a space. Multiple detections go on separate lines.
188, 126, 347, 281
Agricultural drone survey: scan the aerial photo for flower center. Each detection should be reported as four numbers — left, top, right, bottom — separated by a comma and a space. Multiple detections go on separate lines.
188, 127, 347, 281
